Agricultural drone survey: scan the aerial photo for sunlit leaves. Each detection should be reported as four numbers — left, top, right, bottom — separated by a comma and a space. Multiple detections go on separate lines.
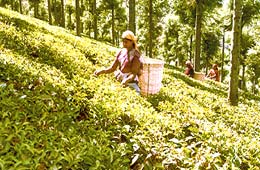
0, 7, 260, 169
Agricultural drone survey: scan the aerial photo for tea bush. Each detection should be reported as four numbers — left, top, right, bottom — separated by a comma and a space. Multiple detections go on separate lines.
0, 7, 259, 169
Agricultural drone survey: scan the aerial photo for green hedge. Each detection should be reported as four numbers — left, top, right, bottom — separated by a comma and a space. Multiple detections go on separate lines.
0, 7, 259, 169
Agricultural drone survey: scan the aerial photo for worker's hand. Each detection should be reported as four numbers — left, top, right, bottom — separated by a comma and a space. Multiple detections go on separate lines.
94, 70, 102, 76
121, 79, 128, 88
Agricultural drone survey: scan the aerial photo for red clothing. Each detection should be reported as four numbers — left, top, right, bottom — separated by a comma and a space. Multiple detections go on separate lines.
184, 66, 194, 78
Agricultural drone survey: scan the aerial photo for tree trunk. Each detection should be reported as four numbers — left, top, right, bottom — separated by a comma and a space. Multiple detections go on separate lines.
53, 0, 57, 25
93, 0, 98, 40
228, 0, 242, 106
189, 35, 193, 61
240, 26, 246, 90
165, 32, 169, 62
80, 0, 84, 33
205, 42, 209, 75
241, 59, 246, 90
149, 0, 153, 58
76, 0, 81, 36
112, 5, 115, 45
34, 1, 39, 18
117, 31, 120, 46
48, 0, 52, 25
19, 0, 23, 14
252, 72, 256, 93
194, 0, 202, 72
206, 55, 209, 75
176, 33, 179, 65
11, 0, 14, 10
129, 0, 136, 34
61, 0, 65, 27
221, 28, 225, 82
68, 10, 73, 30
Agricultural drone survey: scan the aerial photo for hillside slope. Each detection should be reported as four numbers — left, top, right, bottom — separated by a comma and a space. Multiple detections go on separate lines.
0, 8, 259, 169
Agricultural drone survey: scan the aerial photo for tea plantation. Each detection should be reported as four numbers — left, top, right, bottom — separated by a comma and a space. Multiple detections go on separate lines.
0, 8, 259, 169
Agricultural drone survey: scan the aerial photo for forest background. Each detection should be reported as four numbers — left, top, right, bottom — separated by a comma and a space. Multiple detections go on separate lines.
0, 0, 259, 104
0, 1, 260, 169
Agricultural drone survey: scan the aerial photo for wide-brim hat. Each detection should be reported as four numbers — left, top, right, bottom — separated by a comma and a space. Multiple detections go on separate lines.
185, 61, 191, 65
122, 30, 138, 49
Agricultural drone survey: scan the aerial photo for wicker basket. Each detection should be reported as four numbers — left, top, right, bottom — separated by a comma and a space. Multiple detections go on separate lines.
194, 72, 205, 81
139, 58, 165, 96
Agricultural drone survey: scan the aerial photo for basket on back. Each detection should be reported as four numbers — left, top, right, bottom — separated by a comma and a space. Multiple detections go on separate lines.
138, 58, 165, 96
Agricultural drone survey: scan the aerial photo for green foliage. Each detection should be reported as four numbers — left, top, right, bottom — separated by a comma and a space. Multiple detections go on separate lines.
137, 0, 169, 57
97, 0, 127, 45
201, 31, 221, 67
241, 0, 260, 28
0, 0, 19, 11
172, 0, 196, 26
163, 18, 192, 65
0, 8, 260, 169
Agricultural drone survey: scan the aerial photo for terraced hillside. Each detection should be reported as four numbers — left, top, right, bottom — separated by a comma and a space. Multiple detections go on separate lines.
0, 8, 259, 169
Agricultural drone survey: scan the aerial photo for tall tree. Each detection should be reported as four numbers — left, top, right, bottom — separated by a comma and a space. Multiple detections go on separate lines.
66, 3, 75, 30
194, 0, 222, 71
53, 0, 57, 23
228, 0, 242, 106
48, 0, 52, 25
51, 0, 64, 26
194, 0, 202, 71
19, 0, 22, 14
221, 28, 225, 82
76, 0, 81, 36
103, 0, 120, 44
172, 1, 195, 63
111, 2, 115, 44
163, 18, 185, 65
138, 0, 169, 57
29, 0, 40, 18
240, 33, 255, 90
10, 0, 15, 10
60, 0, 65, 27
239, 0, 260, 90
129, 0, 135, 34
80, 0, 85, 33
202, 31, 220, 74
93, 0, 98, 39
173, 0, 221, 70
34, 0, 40, 18
99, 0, 122, 44
246, 44, 260, 94
148, 0, 153, 58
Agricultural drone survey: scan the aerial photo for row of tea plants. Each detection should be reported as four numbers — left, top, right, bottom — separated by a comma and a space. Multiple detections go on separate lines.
0, 7, 259, 169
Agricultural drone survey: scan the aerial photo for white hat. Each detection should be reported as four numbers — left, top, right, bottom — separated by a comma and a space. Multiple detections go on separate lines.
122, 30, 138, 49
185, 61, 191, 65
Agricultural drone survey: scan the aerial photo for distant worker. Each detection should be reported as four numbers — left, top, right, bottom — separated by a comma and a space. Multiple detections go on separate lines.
94, 30, 142, 94
207, 64, 220, 82
184, 60, 194, 78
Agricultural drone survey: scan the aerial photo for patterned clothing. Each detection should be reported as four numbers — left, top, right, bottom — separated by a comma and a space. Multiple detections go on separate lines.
112, 48, 141, 82
111, 48, 141, 94
116, 48, 141, 74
